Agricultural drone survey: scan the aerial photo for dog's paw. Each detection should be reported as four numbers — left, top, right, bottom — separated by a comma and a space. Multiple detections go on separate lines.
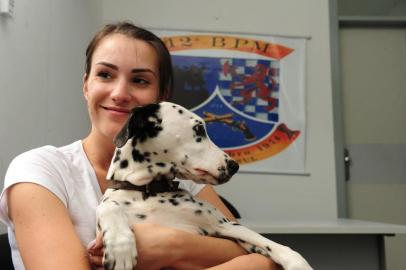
275, 247, 313, 270
103, 231, 137, 270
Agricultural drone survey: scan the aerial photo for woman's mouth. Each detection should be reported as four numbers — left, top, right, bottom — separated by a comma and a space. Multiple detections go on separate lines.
101, 106, 131, 116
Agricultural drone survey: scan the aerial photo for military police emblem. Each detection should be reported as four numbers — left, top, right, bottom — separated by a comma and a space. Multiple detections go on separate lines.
161, 32, 306, 174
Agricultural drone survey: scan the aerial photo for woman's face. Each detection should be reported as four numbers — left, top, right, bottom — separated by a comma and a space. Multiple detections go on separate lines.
83, 33, 160, 141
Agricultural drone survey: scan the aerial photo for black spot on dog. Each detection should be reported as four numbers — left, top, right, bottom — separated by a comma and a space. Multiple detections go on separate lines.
164, 149, 168, 153
153, 152, 158, 155
169, 199, 179, 206
207, 209, 212, 214
136, 214, 147, 219
266, 246, 272, 252
194, 209, 203, 215
132, 149, 145, 162
120, 159, 128, 169
155, 162, 166, 167
178, 109, 183, 114
250, 245, 258, 253
199, 228, 209, 236
196, 137, 202, 143
147, 164, 153, 172
170, 166, 177, 174
159, 199, 166, 203
124, 201, 131, 205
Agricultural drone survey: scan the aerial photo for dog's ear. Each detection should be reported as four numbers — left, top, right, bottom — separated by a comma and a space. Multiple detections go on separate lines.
114, 116, 133, 148
113, 104, 162, 147
113, 107, 141, 148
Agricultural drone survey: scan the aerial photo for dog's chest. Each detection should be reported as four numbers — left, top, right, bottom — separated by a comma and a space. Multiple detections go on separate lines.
98, 189, 226, 233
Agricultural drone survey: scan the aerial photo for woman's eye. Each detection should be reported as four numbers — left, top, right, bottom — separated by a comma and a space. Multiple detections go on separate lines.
132, 77, 150, 85
97, 71, 111, 79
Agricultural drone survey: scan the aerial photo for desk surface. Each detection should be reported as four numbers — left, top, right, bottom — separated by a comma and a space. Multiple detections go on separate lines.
241, 218, 406, 234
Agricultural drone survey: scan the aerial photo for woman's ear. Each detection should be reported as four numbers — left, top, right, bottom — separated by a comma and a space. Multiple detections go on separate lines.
82, 73, 89, 100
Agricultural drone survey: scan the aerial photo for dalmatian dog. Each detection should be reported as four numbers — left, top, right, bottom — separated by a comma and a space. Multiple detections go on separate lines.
96, 101, 313, 270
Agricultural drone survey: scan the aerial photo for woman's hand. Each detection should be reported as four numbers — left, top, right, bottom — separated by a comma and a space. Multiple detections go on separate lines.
88, 223, 181, 270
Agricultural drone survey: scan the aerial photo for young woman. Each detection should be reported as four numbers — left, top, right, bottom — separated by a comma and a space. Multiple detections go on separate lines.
0, 22, 280, 270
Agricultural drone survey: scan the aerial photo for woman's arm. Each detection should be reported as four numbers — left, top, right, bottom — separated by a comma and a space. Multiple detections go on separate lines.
8, 183, 92, 270
88, 223, 248, 270
205, 254, 282, 270
194, 185, 236, 220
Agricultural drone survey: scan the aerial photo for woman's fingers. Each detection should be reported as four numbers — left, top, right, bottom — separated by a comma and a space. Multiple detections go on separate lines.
87, 234, 105, 268
88, 253, 104, 267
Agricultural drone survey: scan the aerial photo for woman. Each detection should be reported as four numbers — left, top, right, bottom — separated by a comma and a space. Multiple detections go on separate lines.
0, 22, 280, 270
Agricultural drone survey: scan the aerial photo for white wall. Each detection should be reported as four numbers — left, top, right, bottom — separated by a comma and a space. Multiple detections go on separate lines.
100, 0, 340, 223
0, 0, 340, 231
340, 27, 406, 270
0, 0, 101, 233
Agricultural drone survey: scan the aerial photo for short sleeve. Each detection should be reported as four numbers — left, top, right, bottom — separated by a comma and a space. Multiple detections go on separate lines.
0, 146, 69, 226
177, 179, 206, 195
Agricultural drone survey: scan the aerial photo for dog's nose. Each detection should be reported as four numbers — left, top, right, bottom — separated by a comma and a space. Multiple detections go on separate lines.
227, 160, 239, 176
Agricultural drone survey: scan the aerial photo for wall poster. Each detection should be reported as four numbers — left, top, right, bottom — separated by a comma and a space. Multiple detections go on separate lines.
157, 30, 307, 174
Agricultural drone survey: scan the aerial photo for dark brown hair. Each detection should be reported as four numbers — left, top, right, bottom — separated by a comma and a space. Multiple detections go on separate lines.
85, 22, 173, 101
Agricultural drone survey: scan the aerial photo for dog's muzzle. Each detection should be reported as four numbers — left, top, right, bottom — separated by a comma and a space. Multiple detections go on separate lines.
217, 160, 239, 184
227, 160, 239, 176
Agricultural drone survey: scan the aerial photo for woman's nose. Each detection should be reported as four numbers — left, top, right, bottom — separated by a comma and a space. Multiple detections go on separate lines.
111, 79, 131, 104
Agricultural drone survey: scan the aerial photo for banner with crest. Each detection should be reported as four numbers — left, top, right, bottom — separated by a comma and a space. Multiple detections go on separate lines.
156, 30, 306, 174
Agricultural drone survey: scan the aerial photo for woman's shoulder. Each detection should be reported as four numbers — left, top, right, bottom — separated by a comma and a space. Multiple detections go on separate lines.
11, 140, 81, 165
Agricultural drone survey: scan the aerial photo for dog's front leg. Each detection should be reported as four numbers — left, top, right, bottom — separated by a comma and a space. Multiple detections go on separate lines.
216, 223, 313, 270
96, 198, 137, 270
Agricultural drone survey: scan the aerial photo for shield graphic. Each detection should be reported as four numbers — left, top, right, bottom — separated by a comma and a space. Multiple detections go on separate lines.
171, 55, 280, 150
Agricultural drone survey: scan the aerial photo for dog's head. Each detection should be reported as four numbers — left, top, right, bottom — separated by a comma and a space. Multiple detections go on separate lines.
106, 102, 239, 186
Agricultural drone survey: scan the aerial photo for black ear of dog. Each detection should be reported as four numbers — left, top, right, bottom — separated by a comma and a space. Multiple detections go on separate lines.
114, 112, 136, 148
113, 103, 162, 148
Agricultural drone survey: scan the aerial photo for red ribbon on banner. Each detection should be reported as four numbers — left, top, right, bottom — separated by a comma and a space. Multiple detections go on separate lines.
224, 124, 300, 164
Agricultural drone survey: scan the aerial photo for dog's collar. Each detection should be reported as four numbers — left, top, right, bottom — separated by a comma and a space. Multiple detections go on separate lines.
108, 180, 181, 199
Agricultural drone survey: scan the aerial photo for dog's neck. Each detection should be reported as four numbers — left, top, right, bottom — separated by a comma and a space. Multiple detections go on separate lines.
108, 179, 181, 199
107, 142, 180, 187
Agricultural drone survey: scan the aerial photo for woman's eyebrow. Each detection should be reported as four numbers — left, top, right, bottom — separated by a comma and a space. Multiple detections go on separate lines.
131, 68, 157, 77
95, 62, 156, 77
96, 62, 118, 70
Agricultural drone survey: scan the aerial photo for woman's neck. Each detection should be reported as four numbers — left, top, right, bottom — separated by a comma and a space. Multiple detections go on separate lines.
82, 131, 116, 172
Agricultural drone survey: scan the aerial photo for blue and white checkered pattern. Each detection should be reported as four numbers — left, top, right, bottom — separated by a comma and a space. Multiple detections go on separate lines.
219, 58, 279, 122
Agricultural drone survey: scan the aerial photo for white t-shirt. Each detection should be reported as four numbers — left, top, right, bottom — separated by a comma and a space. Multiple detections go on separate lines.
0, 140, 205, 270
